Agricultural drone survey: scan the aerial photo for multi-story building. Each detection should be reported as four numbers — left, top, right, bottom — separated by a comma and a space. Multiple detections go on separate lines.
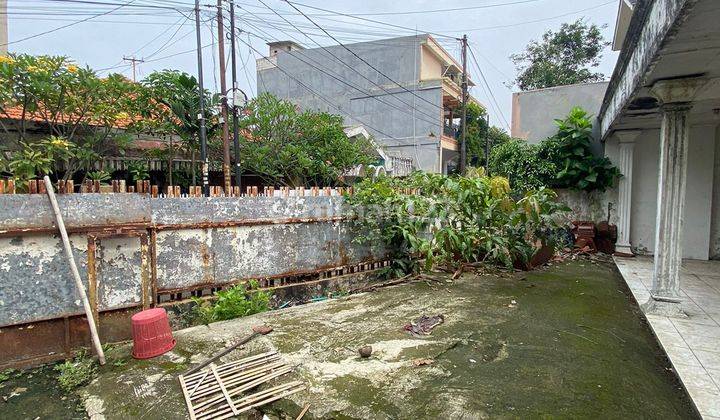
256, 34, 480, 174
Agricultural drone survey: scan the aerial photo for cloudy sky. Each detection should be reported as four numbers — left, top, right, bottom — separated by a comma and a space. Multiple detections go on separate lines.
5, 0, 621, 130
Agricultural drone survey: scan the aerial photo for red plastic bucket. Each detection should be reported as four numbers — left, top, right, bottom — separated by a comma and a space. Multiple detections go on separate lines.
131, 308, 176, 359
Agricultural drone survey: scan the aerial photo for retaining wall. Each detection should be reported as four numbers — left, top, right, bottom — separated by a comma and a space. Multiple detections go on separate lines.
0, 193, 382, 367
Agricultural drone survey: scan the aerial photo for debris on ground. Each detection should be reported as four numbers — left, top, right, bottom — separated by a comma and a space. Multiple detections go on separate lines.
411, 358, 434, 367
358, 346, 373, 358
178, 351, 304, 419
403, 314, 445, 336
185, 324, 274, 376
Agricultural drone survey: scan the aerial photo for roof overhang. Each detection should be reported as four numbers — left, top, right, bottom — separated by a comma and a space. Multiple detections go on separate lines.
599, 0, 720, 139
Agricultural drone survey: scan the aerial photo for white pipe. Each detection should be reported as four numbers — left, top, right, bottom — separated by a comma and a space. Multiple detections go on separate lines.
43, 176, 106, 365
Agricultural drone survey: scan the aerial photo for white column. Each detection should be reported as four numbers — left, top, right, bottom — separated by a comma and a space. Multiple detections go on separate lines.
643, 78, 706, 316
614, 130, 640, 255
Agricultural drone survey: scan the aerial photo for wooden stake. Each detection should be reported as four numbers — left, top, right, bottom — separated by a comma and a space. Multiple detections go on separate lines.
42, 176, 105, 365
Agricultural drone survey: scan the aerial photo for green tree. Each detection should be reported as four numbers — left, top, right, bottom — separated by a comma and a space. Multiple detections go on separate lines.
239, 93, 374, 187
510, 19, 609, 91
460, 102, 512, 169
137, 70, 219, 186
0, 54, 140, 181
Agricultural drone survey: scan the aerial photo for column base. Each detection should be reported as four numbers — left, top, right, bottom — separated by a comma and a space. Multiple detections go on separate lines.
641, 297, 688, 318
614, 244, 634, 256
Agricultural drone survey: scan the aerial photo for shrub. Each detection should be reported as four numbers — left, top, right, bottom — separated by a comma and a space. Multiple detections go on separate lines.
539, 107, 620, 191
347, 172, 569, 272
489, 139, 554, 193
55, 350, 97, 392
490, 107, 620, 192
192, 280, 272, 325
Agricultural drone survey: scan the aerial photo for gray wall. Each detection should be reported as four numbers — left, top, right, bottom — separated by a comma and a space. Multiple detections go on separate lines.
0, 195, 381, 327
511, 82, 610, 150
257, 36, 443, 172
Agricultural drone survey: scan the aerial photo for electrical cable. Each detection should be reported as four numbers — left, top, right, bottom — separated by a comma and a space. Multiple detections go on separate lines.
468, 45, 510, 130
283, 0, 448, 112
240, 1, 443, 124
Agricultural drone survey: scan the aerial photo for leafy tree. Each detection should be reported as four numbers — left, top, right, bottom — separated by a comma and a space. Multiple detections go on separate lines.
458, 102, 512, 168
489, 139, 554, 193
238, 93, 375, 187
538, 107, 620, 191
137, 70, 219, 186
510, 19, 609, 91
0, 54, 140, 181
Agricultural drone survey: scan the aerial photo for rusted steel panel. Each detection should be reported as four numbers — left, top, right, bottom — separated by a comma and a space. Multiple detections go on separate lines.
0, 194, 150, 233
150, 196, 344, 226
0, 233, 92, 326
95, 236, 144, 311
155, 220, 378, 291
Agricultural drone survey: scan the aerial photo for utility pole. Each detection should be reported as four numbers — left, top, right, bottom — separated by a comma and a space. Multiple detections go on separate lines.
460, 34, 468, 175
484, 113, 491, 175
229, 0, 242, 190
195, 0, 209, 197
122, 56, 144, 82
217, 0, 232, 194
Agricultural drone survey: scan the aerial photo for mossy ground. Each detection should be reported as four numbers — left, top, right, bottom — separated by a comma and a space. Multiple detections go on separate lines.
0, 258, 698, 419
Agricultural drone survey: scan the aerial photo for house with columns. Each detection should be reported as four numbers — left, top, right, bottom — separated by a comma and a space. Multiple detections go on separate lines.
600, 0, 720, 315
512, 2, 720, 413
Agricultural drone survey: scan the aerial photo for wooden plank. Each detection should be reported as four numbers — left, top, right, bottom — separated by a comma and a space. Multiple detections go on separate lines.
210, 365, 238, 416
178, 375, 198, 420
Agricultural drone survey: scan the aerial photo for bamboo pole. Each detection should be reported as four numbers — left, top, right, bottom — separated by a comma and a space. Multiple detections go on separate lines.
43, 176, 106, 365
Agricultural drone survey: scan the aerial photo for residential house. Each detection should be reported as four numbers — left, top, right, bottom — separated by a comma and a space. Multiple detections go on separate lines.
256, 35, 481, 174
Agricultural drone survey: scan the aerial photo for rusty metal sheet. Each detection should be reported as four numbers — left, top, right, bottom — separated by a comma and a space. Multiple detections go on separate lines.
150, 196, 345, 226
155, 221, 378, 291
0, 194, 150, 233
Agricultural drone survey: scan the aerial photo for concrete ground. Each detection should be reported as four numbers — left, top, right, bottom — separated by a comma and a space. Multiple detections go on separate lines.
71, 258, 697, 419
614, 256, 720, 419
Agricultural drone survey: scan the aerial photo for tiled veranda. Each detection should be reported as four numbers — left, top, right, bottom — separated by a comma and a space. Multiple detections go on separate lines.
614, 256, 720, 419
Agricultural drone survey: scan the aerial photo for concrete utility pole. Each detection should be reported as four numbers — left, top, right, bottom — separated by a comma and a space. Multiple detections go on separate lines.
217, 0, 232, 193
229, 0, 243, 189
484, 113, 490, 175
460, 34, 468, 175
195, 0, 209, 197
122, 56, 144, 82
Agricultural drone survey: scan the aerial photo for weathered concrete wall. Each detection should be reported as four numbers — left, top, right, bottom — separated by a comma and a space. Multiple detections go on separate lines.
711, 125, 720, 259
602, 124, 717, 258
0, 195, 378, 328
511, 82, 609, 152
554, 188, 618, 227
257, 36, 444, 173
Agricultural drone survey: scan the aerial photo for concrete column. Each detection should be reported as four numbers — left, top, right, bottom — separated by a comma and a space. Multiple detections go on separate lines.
643, 78, 706, 316
614, 130, 641, 254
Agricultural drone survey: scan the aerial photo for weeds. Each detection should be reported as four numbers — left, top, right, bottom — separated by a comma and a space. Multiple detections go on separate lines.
191, 280, 272, 325
54, 350, 97, 392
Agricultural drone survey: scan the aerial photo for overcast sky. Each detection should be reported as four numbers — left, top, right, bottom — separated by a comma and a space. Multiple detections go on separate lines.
6, 0, 621, 131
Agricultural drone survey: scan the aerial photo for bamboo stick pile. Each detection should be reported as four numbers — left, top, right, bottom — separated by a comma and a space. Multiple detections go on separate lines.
178, 351, 304, 420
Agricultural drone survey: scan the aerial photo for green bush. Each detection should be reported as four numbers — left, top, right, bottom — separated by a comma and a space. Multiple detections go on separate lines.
489, 140, 554, 193
347, 171, 568, 272
490, 107, 620, 192
54, 350, 97, 392
192, 280, 272, 325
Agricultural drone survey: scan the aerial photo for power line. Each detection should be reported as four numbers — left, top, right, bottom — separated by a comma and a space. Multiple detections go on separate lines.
267, 1, 458, 40
2, 0, 143, 47
234, 35, 402, 141
283, 0, 447, 112
467, 44, 510, 130
242, 0, 542, 17
244, 0, 443, 124
441, 1, 616, 32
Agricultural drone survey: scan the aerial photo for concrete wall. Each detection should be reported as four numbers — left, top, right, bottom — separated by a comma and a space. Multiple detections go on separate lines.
0, 195, 381, 328
604, 124, 717, 259
511, 82, 610, 150
257, 36, 443, 172
711, 125, 720, 259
